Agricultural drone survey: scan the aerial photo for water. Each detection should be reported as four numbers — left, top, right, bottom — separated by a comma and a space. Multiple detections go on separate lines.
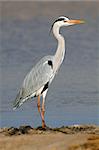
0, 2, 99, 127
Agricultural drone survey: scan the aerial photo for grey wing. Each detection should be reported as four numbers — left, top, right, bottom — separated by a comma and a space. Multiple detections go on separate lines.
22, 56, 54, 97
13, 56, 54, 109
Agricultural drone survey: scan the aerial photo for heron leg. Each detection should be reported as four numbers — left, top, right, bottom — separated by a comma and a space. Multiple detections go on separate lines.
37, 94, 46, 128
37, 95, 41, 113
41, 89, 48, 128
41, 100, 46, 128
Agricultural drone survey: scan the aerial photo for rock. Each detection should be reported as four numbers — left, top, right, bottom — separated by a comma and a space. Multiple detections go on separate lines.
5, 127, 19, 136
0, 124, 99, 136
19, 125, 33, 134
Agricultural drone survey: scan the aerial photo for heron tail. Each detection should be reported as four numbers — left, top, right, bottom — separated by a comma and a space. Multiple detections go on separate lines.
13, 89, 27, 110
13, 88, 35, 110
13, 92, 22, 110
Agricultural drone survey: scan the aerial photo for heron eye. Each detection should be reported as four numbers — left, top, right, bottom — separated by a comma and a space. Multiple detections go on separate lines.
64, 20, 67, 22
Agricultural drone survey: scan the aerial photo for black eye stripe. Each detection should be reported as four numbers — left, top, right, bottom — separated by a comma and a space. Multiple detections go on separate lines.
55, 18, 65, 23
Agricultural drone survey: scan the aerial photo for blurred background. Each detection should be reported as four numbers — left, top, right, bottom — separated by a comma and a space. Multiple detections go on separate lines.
0, 1, 99, 127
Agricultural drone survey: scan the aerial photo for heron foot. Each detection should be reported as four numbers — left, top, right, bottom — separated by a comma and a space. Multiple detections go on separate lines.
37, 125, 51, 131
42, 120, 46, 129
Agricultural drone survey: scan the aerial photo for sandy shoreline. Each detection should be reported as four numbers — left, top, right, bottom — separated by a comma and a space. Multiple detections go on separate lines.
0, 125, 99, 150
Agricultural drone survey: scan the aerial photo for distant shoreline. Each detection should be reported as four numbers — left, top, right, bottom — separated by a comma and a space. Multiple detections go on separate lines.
1, 1, 98, 20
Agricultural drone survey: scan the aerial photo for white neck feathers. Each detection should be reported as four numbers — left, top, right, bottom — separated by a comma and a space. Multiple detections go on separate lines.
53, 23, 65, 73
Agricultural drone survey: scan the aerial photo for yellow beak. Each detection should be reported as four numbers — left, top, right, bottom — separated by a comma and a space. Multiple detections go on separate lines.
67, 19, 85, 24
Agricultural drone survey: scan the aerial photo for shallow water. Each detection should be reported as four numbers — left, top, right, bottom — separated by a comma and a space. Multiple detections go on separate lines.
0, 2, 99, 127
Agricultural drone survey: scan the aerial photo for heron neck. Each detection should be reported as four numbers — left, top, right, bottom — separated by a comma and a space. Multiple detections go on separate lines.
53, 25, 65, 73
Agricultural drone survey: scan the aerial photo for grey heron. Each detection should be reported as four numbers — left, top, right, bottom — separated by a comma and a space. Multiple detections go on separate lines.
13, 16, 84, 128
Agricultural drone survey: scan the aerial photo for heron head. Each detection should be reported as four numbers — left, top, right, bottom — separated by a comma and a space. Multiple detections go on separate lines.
51, 16, 85, 29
